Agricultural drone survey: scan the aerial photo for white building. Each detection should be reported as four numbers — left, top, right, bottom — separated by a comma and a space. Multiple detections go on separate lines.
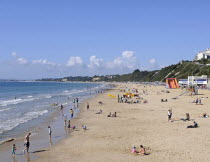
194, 48, 210, 60
188, 75, 208, 85
178, 75, 208, 86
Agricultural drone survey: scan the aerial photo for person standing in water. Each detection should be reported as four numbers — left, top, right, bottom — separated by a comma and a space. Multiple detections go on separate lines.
70, 109, 74, 118
60, 104, 64, 115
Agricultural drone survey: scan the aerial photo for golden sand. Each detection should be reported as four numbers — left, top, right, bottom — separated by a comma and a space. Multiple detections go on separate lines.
35, 83, 210, 162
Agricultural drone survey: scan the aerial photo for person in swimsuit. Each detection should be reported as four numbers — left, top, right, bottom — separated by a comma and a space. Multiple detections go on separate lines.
23, 132, 31, 153
139, 145, 146, 155
11, 144, 16, 155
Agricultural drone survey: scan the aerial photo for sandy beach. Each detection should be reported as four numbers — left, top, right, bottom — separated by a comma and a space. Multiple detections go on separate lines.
30, 83, 210, 162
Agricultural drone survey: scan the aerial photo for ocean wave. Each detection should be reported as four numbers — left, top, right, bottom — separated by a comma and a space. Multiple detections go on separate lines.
0, 107, 12, 112
0, 110, 48, 134
27, 96, 33, 98
0, 98, 35, 107
44, 95, 52, 99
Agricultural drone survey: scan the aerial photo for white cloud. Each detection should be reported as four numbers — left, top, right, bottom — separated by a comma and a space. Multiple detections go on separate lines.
11, 52, 28, 64
88, 56, 103, 68
113, 57, 123, 66
122, 51, 134, 59
66, 56, 83, 66
147, 58, 161, 70
1, 51, 141, 79
17, 57, 28, 64
109, 51, 137, 69
32, 59, 57, 66
149, 58, 156, 64
11, 52, 17, 57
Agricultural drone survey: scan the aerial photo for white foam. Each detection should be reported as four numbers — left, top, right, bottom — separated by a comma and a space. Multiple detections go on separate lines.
44, 95, 52, 99
0, 107, 12, 112
0, 110, 48, 134
0, 98, 36, 107
0, 99, 22, 106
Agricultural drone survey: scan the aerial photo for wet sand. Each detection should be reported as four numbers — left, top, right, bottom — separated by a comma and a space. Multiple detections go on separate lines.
31, 83, 210, 162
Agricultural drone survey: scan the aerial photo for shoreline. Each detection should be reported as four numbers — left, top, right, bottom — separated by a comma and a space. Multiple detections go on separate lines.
0, 83, 113, 162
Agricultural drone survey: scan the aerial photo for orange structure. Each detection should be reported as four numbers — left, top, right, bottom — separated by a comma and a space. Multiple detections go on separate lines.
166, 78, 179, 89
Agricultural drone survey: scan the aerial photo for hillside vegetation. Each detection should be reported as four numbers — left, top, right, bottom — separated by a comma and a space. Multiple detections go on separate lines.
37, 61, 210, 82
111, 61, 210, 82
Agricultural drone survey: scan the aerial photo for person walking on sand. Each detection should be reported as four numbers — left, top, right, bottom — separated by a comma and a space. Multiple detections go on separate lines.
23, 132, 31, 153
48, 126, 52, 141
11, 144, 16, 155
70, 109, 74, 118
168, 109, 172, 122
87, 103, 89, 110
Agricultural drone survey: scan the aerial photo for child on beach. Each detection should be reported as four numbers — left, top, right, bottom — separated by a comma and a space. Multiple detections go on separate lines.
68, 120, 71, 129
12, 144, 16, 155
64, 119, 67, 128
131, 147, 138, 154
82, 125, 87, 131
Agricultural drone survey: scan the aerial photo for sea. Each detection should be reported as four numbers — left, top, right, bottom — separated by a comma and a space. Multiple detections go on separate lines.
0, 81, 109, 142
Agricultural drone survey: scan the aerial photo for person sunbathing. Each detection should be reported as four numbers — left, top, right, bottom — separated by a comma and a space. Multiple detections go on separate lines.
98, 101, 103, 104
191, 100, 196, 103
107, 112, 111, 117
111, 112, 117, 117
200, 113, 209, 118
95, 110, 102, 114
138, 145, 146, 155
187, 121, 198, 128
82, 125, 87, 131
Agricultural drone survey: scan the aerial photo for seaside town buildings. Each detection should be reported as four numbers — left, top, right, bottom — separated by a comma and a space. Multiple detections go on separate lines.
194, 48, 210, 60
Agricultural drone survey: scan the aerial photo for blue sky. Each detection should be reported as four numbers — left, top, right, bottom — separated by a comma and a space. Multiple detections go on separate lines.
0, 0, 210, 79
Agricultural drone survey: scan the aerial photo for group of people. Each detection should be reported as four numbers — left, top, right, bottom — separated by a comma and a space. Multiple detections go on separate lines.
107, 112, 117, 117
131, 145, 147, 155
12, 132, 31, 155
193, 98, 202, 105
118, 95, 142, 104
161, 99, 168, 102
13, 99, 78, 155
167, 109, 200, 128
